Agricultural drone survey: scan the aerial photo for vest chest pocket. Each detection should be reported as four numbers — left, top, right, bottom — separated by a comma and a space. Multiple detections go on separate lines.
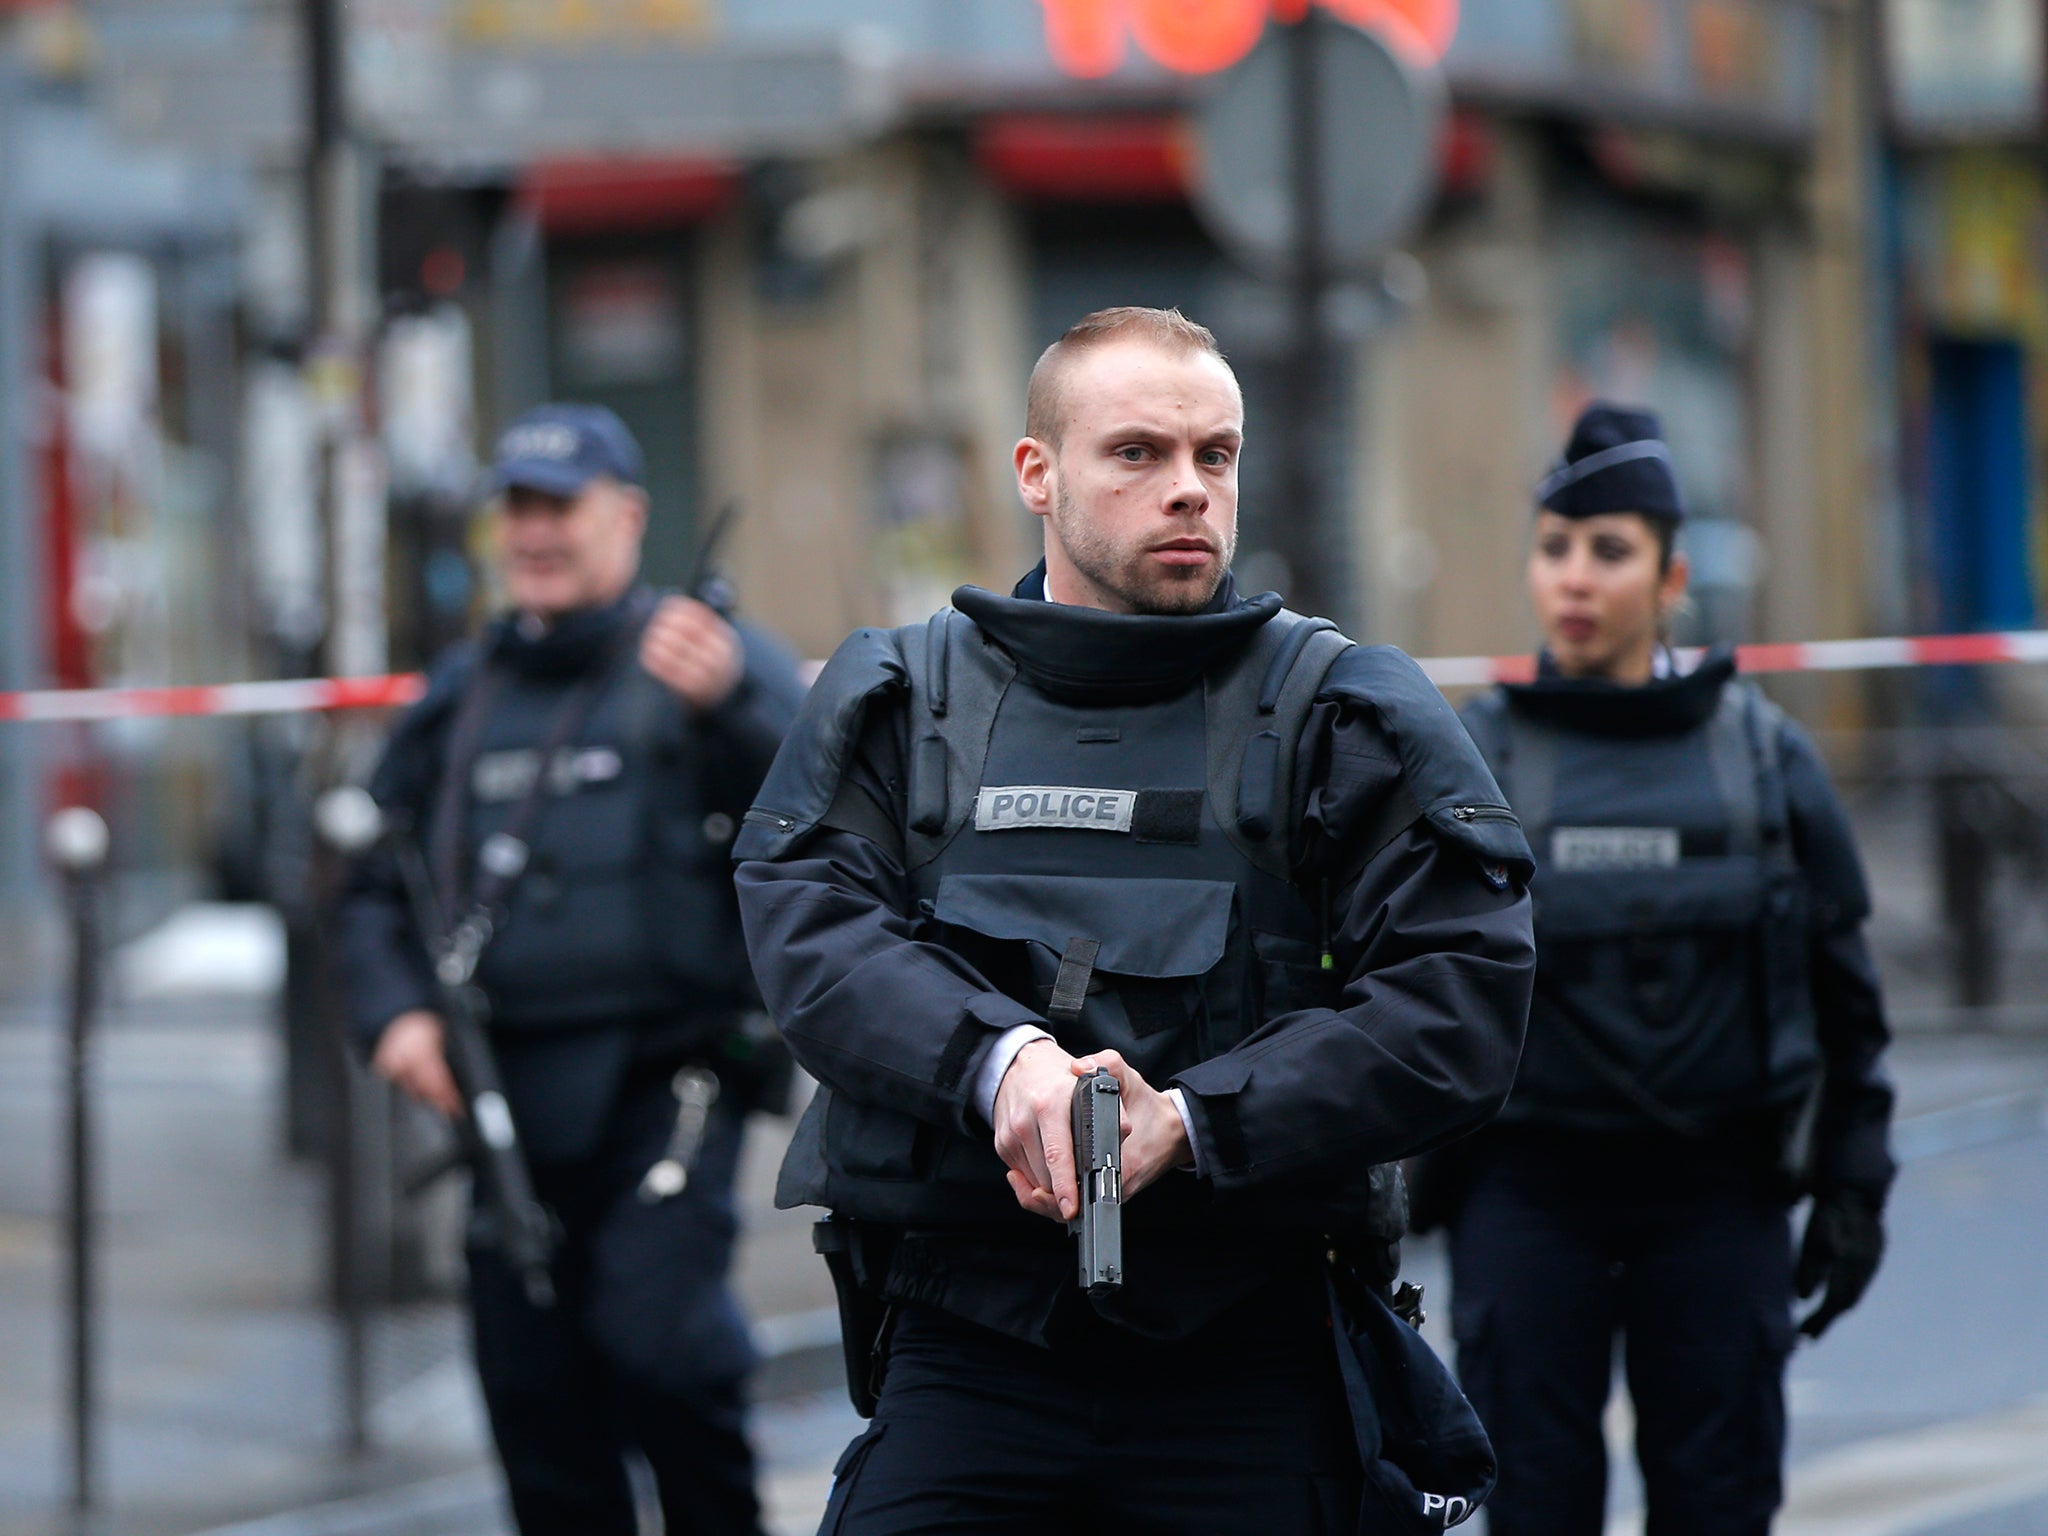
927, 874, 1237, 1071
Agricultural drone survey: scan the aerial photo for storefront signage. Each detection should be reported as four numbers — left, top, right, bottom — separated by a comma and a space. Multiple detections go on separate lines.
1039, 0, 1457, 79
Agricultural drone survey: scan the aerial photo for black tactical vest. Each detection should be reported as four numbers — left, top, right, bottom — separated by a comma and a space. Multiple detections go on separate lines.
798, 599, 1367, 1233
445, 608, 755, 1029
1463, 673, 1821, 1133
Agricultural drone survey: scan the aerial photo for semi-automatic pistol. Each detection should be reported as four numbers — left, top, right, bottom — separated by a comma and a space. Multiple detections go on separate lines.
1068, 1068, 1123, 1294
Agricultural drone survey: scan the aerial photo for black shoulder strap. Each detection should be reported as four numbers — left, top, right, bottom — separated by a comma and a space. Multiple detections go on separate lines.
1741, 685, 1797, 873
1494, 702, 1559, 851
1204, 609, 1352, 881
429, 664, 505, 933
901, 608, 1017, 871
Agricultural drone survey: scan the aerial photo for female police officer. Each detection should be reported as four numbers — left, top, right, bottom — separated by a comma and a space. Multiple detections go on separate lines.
1444, 403, 1897, 1536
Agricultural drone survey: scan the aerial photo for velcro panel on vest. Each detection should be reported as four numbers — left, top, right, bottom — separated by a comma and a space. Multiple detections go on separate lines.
1133, 788, 1204, 844
734, 627, 906, 862
1321, 646, 1535, 879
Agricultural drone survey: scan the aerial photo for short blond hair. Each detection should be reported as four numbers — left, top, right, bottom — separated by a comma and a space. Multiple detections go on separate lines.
1025, 306, 1230, 446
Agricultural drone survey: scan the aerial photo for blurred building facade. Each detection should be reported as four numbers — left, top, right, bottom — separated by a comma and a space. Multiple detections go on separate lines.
3, 0, 2045, 933
1882, 0, 2043, 641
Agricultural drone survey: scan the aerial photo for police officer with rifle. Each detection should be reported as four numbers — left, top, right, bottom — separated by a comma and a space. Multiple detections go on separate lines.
335, 404, 803, 1536
1434, 404, 1896, 1536
734, 308, 1537, 1532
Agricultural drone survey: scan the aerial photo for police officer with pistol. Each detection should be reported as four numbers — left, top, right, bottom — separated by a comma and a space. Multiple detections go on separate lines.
336, 404, 803, 1536
734, 308, 1537, 1532
1441, 404, 1896, 1536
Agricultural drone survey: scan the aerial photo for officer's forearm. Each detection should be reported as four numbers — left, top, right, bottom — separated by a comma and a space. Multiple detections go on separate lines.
736, 847, 1046, 1133
332, 886, 438, 1057
1175, 949, 1529, 1182
1174, 830, 1533, 1193
1810, 923, 1897, 1198
700, 673, 794, 779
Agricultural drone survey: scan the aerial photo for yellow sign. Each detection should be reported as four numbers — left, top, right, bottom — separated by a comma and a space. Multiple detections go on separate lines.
1928, 151, 2044, 337
453, 0, 714, 46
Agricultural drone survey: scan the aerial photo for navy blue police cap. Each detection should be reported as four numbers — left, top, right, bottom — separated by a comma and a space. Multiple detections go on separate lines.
1535, 402, 1683, 523
490, 403, 645, 498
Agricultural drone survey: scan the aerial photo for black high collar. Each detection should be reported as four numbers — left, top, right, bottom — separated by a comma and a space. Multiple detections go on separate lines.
951, 562, 1281, 702
487, 584, 649, 681
1503, 645, 1738, 737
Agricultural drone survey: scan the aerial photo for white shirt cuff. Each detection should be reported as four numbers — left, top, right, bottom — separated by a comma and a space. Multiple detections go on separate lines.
1165, 1087, 1203, 1176
973, 1023, 1054, 1123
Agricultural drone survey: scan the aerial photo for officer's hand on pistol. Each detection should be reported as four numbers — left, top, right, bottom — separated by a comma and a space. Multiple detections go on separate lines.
639, 595, 743, 710
372, 1009, 464, 1119
1071, 1050, 1189, 1201
994, 1038, 1084, 1223
1795, 1190, 1885, 1340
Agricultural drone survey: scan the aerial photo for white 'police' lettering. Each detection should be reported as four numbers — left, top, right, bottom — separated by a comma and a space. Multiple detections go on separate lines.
974, 786, 1134, 833
498, 423, 579, 462
1551, 826, 1681, 871
472, 745, 625, 804
1420, 1492, 1473, 1526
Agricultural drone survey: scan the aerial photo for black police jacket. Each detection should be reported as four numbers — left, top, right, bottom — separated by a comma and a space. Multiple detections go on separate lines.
734, 567, 1537, 1342
1460, 652, 1895, 1203
335, 585, 803, 1156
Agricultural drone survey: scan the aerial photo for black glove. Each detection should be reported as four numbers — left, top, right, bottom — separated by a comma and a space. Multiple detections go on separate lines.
1795, 1191, 1885, 1339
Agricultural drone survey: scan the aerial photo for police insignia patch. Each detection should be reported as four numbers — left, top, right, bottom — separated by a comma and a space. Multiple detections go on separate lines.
1550, 826, 1681, 870
974, 786, 1135, 833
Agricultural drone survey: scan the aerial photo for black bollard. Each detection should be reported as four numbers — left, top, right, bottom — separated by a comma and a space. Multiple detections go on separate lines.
46, 807, 110, 1520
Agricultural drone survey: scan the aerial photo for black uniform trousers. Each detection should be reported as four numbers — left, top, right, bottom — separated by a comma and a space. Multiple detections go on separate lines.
1448, 1131, 1795, 1536
821, 1287, 1361, 1535
466, 1065, 762, 1536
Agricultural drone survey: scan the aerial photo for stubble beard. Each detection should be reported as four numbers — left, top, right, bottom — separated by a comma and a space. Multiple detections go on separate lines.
1050, 480, 1236, 617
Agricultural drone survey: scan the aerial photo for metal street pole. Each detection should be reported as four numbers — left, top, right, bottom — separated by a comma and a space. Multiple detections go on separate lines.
302, 0, 382, 1455
47, 806, 110, 1521
1277, 11, 1346, 625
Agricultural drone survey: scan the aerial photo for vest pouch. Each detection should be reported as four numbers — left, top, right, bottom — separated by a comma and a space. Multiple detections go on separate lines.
825, 1090, 928, 1183
642, 798, 753, 1009
479, 771, 666, 1025
915, 874, 1232, 1183
1527, 858, 1776, 1120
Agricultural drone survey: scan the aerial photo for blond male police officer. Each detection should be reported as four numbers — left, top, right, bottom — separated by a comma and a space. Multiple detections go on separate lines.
734, 309, 1536, 1532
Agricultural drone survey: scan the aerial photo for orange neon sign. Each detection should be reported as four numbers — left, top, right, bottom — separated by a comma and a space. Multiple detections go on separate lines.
1039, 0, 1458, 78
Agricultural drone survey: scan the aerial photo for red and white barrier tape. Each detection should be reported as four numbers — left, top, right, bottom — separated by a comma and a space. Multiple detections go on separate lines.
0, 674, 425, 723
6, 627, 2048, 721
1417, 629, 2048, 687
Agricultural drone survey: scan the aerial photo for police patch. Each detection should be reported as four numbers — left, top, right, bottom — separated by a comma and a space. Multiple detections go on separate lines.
974, 786, 1135, 833
1550, 826, 1680, 871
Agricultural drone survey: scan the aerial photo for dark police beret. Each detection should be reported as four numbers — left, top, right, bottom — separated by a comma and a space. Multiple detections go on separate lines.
1535, 402, 1683, 523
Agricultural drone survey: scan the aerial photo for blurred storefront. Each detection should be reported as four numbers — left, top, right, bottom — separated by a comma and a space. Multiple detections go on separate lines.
0, 0, 1910, 930
64, 0, 1897, 657
0, 10, 247, 964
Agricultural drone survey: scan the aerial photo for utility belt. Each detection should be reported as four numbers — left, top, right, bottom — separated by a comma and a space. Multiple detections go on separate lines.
623, 1012, 795, 1205
619, 1008, 795, 1120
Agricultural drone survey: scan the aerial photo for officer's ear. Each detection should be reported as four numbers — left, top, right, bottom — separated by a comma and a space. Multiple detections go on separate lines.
1658, 548, 1691, 616
1015, 436, 1055, 519
614, 481, 650, 547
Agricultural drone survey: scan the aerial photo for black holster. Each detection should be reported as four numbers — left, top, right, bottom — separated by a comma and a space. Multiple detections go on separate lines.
812, 1217, 899, 1417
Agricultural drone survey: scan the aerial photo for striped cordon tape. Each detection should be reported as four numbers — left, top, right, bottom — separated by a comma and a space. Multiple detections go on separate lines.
5, 627, 2048, 722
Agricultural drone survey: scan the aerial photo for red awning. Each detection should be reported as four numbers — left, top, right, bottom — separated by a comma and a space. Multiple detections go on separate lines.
976, 115, 1192, 203
518, 157, 739, 237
